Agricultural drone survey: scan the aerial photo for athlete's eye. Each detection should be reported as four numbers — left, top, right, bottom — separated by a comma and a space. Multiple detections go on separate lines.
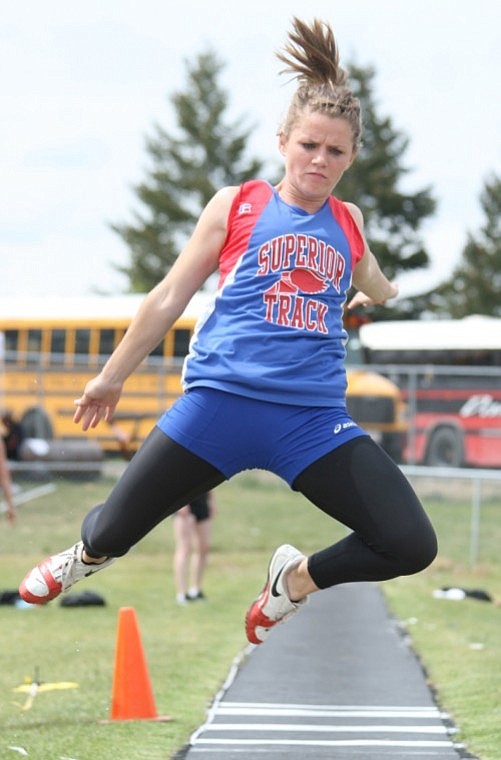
301, 142, 316, 151
329, 147, 343, 156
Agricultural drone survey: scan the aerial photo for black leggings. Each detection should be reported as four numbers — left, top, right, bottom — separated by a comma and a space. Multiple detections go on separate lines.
82, 427, 437, 589
294, 436, 437, 587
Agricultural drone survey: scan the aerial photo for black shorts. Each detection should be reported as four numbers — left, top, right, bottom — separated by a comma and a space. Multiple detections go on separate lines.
188, 493, 210, 522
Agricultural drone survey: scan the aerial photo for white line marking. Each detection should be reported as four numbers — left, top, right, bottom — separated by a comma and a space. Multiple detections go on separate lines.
1, 483, 56, 510
222, 703, 440, 711
205, 723, 449, 734
195, 738, 455, 747
217, 706, 445, 719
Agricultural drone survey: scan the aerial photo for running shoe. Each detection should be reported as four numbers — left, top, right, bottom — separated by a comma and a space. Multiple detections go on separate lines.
245, 544, 307, 645
19, 541, 115, 604
187, 590, 206, 601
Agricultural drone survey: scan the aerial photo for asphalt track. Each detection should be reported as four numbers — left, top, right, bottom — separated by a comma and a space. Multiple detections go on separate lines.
177, 582, 475, 759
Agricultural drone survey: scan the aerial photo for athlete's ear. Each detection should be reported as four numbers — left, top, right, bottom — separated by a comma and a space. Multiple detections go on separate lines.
347, 148, 357, 168
278, 131, 287, 156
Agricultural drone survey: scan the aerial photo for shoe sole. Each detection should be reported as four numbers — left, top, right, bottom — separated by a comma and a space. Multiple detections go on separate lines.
19, 559, 63, 604
245, 544, 305, 645
245, 578, 274, 645
245, 546, 289, 645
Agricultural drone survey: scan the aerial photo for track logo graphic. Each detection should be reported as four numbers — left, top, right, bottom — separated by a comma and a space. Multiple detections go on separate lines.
257, 233, 346, 335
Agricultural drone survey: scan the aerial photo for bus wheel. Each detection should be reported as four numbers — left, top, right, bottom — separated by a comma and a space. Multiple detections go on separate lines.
426, 427, 464, 468
20, 406, 54, 440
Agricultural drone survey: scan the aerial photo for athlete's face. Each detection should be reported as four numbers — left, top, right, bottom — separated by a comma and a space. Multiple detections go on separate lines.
278, 110, 356, 211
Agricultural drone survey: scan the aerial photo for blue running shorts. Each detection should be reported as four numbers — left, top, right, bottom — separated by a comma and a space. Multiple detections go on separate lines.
157, 387, 368, 487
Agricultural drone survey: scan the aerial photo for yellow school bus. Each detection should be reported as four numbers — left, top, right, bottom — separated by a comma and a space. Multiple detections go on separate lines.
0, 294, 406, 460
0, 294, 208, 454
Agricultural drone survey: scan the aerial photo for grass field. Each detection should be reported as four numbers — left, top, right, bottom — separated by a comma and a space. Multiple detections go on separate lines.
1, 470, 500, 759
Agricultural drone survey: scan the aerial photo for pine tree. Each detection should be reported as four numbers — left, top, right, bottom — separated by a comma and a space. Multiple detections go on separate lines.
423, 174, 501, 317
112, 50, 264, 292
336, 63, 436, 284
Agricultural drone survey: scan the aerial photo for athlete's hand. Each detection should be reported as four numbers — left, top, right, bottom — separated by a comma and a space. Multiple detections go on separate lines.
73, 375, 124, 431
347, 281, 398, 309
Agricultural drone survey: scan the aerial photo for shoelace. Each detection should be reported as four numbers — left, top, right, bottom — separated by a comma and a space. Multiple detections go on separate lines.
59, 545, 82, 591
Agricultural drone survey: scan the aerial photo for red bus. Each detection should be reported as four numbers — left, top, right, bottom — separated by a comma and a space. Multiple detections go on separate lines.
358, 315, 501, 468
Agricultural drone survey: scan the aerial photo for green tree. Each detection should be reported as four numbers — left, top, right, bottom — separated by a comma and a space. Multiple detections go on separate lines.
336, 63, 436, 294
417, 174, 501, 317
113, 50, 264, 292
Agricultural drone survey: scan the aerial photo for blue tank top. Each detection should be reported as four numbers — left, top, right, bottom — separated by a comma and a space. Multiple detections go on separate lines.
182, 180, 364, 407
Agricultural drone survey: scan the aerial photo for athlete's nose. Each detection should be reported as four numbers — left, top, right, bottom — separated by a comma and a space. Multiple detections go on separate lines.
311, 150, 327, 166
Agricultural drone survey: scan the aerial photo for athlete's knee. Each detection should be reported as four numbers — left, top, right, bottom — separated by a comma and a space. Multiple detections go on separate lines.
390, 522, 438, 576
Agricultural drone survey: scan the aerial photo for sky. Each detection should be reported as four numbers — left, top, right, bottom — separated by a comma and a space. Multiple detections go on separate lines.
1, 0, 499, 301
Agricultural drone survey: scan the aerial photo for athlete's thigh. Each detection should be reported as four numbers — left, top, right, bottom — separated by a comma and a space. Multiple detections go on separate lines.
108, 426, 225, 517
293, 436, 426, 539
83, 427, 226, 555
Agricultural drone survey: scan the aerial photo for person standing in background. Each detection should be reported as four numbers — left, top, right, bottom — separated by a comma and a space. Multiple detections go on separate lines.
173, 491, 215, 604
1, 411, 23, 461
0, 439, 16, 523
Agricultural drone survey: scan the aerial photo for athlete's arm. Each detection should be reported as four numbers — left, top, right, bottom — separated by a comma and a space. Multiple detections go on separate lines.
74, 186, 239, 430
344, 202, 398, 308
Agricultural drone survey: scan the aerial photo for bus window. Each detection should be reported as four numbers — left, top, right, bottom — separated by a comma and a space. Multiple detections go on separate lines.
148, 340, 164, 362
98, 329, 115, 357
27, 329, 42, 364
50, 329, 66, 364
173, 329, 191, 358
74, 329, 91, 364
4, 330, 19, 362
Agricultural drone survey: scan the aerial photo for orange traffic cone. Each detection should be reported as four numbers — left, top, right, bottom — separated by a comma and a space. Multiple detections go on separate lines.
107, 606, 171, 722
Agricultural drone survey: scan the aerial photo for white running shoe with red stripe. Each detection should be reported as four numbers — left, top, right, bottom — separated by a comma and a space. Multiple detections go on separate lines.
245, 544, 307, 645
19, 541, 115, 604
